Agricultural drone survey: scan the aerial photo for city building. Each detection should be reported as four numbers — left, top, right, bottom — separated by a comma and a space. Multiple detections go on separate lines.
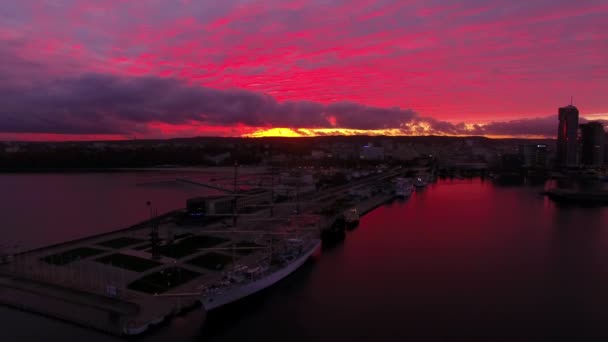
579, 122, 605, 167
330, 142, 359, 160
359, 143, 384, 161
385, 144, 418, 161
186, 196, 234, 216
556, 104, 579, 167
500, 153, 523, 171
519, 144, 548, 168
605, 132, 608, 165
311, 149, 329, 159
206, 152, 231, 165
4, 143, 21, 153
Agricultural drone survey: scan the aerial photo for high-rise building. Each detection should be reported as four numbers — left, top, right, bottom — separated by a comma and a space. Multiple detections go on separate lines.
556, 105, 579, 167
605, 132, 608, 165
519, 144, 548, 168
579, 122, 605, 167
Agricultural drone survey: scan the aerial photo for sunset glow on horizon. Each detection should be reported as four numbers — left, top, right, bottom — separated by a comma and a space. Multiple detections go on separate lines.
244, 126, 555, 140
1, 0, 607, 141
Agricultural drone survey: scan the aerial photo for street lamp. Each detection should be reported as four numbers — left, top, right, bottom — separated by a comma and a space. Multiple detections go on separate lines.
146, 201, 152, 221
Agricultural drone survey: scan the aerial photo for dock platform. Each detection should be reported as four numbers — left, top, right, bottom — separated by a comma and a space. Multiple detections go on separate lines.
0, 208, 318, 335
0, 167, 403, 335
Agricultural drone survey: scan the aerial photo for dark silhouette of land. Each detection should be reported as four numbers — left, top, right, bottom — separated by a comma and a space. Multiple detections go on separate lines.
0, 135, 552, 171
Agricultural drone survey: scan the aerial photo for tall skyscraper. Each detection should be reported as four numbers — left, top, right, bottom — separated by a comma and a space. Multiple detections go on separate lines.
579, 122, 605, 167
556, 104, 579, 167
605, 132, 608, 165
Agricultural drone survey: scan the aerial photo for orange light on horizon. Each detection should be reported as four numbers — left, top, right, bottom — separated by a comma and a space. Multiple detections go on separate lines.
243, 127, 552, 139
244, 127, 307, 137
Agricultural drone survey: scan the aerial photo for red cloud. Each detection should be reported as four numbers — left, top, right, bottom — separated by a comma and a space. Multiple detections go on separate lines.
0, 0, 606, 140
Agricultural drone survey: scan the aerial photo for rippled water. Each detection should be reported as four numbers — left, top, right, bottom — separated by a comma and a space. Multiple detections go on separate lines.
3, 174, 608, 341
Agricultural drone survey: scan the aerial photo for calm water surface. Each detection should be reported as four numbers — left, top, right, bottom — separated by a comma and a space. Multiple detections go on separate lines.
0, 171, 224, 250
3, 174, 608, 341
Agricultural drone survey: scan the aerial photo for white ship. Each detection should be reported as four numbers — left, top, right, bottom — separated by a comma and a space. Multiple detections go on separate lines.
200, 238, 321, 311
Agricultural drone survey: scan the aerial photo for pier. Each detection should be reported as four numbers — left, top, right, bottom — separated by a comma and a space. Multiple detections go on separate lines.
176, 177, 234, 193
0, 166, 409, 335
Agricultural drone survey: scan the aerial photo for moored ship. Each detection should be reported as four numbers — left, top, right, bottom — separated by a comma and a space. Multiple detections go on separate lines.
200, 237, 321, 311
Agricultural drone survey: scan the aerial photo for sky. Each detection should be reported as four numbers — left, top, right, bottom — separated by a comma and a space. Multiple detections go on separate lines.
0, 0, 607, 140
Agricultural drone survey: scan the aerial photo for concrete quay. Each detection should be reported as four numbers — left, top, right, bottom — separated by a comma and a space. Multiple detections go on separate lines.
0, 168, 406, 336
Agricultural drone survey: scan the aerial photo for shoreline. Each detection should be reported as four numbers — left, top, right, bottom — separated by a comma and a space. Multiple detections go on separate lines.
0, 165, 268, 174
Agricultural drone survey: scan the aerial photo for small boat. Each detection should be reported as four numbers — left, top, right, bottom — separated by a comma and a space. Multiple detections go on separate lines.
344, 208, 360, 228
413, 177, 427, 188
395, 178, 413, 198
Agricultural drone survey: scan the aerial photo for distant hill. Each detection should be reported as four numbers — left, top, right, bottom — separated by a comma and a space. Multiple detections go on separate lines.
0, 135, 554, 171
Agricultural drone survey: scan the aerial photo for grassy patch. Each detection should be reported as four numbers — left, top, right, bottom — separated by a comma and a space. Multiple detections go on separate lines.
149, 235, 229, 259
96, 253, 162, 272
97, 237, 145, 249
128, 267, 200, 294
42, 247, 105, 265
186, 252, 233, 270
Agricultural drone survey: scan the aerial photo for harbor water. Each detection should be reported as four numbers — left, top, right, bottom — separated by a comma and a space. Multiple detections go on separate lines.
3, 173, 608, 341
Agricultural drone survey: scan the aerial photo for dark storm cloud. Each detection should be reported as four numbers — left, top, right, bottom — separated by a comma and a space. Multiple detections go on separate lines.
470, 116, 559, 137
326, 102, 417, 130
470, 115, 607, 137
0, 72, 575, 137
424, 115, 567, 137
0, 73, 419, 134
424, 118, 473, 135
